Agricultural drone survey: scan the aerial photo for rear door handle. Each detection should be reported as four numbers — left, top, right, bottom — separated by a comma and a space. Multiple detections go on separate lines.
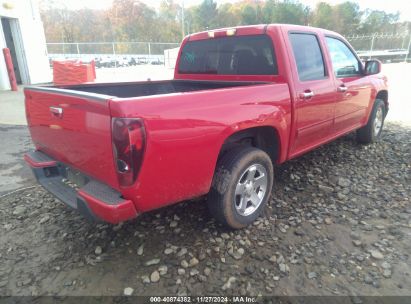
299, 90, 315, 99
337, 85, 348, 92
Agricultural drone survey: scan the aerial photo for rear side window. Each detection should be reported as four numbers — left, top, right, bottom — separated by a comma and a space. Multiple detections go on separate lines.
289, 33, 326, 81
178, 35, 277, 75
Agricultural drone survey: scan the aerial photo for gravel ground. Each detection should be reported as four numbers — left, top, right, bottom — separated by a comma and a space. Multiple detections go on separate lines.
0, 125, 34, 196
0, 122, 409, 297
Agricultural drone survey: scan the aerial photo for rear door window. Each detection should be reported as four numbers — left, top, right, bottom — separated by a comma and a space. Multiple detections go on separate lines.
178, 35, 277, 75
289, 33, 326, 81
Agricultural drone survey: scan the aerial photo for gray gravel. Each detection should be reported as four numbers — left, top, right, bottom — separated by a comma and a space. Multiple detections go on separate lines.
0, 125, 34, 196
0, 122, 410, 296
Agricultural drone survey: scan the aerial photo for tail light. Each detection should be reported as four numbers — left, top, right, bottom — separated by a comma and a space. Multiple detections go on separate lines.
112, 118, 146, 187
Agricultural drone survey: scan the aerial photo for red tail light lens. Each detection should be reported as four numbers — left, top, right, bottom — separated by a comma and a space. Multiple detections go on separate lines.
112, 118, 145, 187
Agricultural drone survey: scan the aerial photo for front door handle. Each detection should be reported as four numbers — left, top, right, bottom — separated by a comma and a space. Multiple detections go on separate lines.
299, 90, 315, 99
337, 85, 348, 92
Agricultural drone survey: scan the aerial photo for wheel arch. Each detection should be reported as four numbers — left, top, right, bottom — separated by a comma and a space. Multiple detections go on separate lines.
218, 126, 281, 165
376, 90, 388, 115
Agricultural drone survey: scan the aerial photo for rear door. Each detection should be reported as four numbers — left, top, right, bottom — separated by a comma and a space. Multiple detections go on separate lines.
324, 36, 372, 134
286, 32, 336, 157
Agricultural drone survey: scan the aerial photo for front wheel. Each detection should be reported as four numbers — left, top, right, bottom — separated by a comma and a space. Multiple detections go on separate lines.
207, 147, 273, 229
356, 99, 386, 144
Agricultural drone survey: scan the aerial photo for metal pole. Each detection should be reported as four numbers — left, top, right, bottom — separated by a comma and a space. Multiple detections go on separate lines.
112, 42, 117, 68
61, 31, 65, 55
405, 34, 411, 63
181, 0, 185, 39
369, 34, 375, 60
76, 43, 80, 58
148, 42, 151, 62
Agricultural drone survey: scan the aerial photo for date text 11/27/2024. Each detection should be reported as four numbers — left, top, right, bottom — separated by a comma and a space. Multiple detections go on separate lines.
149, 296, 258, 303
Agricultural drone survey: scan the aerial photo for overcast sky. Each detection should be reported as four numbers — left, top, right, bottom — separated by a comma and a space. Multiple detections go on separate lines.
52, 0, 411, 21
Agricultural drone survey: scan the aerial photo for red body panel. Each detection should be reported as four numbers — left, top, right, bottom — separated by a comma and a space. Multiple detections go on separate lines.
109, 83, 291, 212
77, 190, 137, 224
24, 153, 57, 168
25, 89, 119, 189
24, 24, 388, 223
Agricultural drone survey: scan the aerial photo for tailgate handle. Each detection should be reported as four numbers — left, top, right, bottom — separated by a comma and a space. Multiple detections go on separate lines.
50, 106, 63, 117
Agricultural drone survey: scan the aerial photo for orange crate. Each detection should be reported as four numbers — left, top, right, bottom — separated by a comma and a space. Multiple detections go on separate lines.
53, 60, 96, 85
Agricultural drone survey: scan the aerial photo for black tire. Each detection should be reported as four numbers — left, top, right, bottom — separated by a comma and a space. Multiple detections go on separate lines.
207, 147, 274, 229
356, 99, 386, 144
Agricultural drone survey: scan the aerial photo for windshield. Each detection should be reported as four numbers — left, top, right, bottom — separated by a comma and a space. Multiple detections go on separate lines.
178, 35, 277, 75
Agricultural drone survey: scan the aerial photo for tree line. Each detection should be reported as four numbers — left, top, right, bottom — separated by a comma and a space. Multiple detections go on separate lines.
40, 0, 410, 44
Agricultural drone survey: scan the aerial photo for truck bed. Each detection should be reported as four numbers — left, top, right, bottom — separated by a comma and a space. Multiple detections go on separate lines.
59, 80, 263, 98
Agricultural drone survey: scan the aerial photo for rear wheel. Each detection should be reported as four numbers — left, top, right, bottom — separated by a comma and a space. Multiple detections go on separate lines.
356, 99, 386, 144
207, 147, 273, 229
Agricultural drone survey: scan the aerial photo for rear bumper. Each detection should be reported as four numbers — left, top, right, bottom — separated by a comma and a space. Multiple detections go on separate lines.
24, 150, 138, 224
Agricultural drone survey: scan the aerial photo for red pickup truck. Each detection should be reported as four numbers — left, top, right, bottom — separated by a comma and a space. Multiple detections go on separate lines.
24, 24, 388, 229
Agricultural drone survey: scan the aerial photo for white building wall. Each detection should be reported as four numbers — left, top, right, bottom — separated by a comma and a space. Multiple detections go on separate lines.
0, 0, 51, 90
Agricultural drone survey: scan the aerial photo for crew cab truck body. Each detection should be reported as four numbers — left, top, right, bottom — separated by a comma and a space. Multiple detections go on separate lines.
24, 24, 388, 228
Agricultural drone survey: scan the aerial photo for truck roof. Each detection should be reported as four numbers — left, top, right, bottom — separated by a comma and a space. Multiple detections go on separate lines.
186, 24, 344, 42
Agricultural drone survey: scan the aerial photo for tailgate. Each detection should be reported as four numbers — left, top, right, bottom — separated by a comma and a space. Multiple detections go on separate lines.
24, 87, 119, 190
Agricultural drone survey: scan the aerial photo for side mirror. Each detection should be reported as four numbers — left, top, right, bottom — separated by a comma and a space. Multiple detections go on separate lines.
364, 59, 381, 75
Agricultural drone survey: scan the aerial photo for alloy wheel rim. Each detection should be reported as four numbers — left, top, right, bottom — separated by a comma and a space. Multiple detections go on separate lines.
234, 164, 268, 216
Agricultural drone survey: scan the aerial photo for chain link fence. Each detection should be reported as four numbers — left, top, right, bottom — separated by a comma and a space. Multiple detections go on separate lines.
47, 42, 180, 68
46, 33, 411, 79
346, 33, 411, 63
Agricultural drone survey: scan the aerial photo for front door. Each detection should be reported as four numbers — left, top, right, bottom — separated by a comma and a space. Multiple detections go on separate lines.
324, 36, 372, 134
287, 32, 336, 157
